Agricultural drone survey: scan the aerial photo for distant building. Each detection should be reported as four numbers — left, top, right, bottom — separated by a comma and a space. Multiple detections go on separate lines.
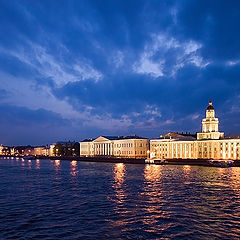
0, 145, 11, 155
0, 145, 3, 155
23, 147, 35, 156
80, 135, 149, 158
49, 144, 56, 156
34, 147, 49, 156
150, 101, 240, 160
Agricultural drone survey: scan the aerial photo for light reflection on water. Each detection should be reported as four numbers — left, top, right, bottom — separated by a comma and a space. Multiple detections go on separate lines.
112, 163, 126, 204
28, 160, 32, 169
70, 160, 78, 177
142, 165, 165, 230
230, 167, 240, 194
183, 164, 191, 174
54, 159, 60, 170
21, 158, 25, 167
0, 158, 240, 239
36, 159, 40, 169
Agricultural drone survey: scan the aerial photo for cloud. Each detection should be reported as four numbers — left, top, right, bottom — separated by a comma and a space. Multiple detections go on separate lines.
133, 33, 209, 78
0, 71, 85, 120
226, 60, 240, 67
1, 0, 240, 144
133, 56, 164, 78
0, 41, 103, 86
111, 50, 124, 69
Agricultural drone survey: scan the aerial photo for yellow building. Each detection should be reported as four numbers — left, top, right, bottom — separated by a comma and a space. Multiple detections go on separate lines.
0, 145, 3, 155
49, 144, 56, 156
150, 101, 240, 160
80, 135, 149, 158
33, 147, 49, 156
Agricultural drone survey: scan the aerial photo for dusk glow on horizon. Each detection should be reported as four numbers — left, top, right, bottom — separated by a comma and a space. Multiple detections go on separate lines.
1, 0, 240, 145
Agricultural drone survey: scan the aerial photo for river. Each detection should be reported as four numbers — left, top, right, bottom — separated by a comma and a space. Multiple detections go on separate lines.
0, 158, 239, 239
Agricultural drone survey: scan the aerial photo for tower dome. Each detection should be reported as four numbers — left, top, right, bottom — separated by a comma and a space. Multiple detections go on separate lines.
206, 101, 214, 110
197, 100, 224, 140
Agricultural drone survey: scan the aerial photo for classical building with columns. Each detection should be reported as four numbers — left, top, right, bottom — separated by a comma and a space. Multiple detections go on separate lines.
80, 135, 149, 158
150, 101, 240, 160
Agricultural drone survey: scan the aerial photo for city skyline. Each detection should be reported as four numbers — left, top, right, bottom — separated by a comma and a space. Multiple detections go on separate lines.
1, 1, 240, 145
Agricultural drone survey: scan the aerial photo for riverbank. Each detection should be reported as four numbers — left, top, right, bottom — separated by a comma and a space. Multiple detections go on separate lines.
1, 155, 239, 167
30, 156, 240, 167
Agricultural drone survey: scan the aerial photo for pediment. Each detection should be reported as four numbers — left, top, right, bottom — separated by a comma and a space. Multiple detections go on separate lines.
93, 136, 111, 142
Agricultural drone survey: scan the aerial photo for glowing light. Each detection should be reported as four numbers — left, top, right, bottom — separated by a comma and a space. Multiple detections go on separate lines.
70, 160, 78, 176
55, 160, 60, 166
71, 160, 77, 166
183, 165, 191, 174
114, 163, 125, 186
112, 163, 126, 205
36, 159, 40, 169
144, 164, 162, 182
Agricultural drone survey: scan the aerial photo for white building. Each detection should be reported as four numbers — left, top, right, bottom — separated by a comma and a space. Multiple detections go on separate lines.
80, 135, 149, 159
150, 101, 240, 160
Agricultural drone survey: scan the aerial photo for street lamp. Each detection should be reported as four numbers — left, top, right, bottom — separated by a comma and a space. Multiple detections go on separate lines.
147, 150, 150, 158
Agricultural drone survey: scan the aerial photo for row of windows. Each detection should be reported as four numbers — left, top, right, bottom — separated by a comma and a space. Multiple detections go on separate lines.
92, 143, 148, 148
93, 150, 146, 155
115, 143, 133, 148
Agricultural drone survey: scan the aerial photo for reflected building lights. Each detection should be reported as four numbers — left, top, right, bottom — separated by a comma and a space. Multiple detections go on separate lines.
36, 159, 40, 169
229, 167, 240, 195
144, 164, 162, 182
28, 159, 32, 169
183, 165, 191, 175
54, 160, 60, 171
112, 163, 126, 205
70, 160, 78, 176
21, 158, 25, 166
143, 164, 164, 227
114, 163, 125, 187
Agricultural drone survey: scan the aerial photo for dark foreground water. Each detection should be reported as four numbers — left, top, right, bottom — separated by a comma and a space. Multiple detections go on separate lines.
0, 158, 240, 240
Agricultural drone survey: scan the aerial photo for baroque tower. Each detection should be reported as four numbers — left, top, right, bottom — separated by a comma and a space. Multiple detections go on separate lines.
197, 101, 224, 140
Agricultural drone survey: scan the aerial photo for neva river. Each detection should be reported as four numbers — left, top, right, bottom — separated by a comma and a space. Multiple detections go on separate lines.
0, 158, 240, 239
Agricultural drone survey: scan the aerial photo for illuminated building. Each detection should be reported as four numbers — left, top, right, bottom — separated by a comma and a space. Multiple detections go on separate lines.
150, 101, 240, 160
0, 145, 3, 155
49, 144, 56, 156
33, 147, 49, 156
80, 135, 149, 158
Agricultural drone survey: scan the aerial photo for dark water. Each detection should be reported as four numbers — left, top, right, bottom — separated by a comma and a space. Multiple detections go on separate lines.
0, 158, 240, 240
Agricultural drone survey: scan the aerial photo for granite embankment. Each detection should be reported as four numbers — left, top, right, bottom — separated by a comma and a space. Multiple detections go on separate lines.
1, 155, 240, 167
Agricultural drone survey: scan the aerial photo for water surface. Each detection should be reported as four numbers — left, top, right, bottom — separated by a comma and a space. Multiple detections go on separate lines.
0, 158, 240, 239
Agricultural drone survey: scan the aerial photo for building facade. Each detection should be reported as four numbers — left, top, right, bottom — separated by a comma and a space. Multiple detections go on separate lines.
150, 101, 240, 160
80, 135, 149, 158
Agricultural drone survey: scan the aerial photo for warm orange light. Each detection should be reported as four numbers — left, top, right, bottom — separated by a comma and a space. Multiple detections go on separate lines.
70, 160, 78, 176
55, 160, 60, 166
114, 163, 125, 186
71, 160, 77, 166
144, 164, 162, 181
36, 159, 40, 169
183, 165, 191, 174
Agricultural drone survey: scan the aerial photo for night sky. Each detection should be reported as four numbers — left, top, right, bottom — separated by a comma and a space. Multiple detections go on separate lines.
0, 0, 240, 145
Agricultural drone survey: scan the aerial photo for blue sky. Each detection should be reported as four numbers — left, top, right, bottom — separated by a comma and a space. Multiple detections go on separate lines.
0, 0, 240, 145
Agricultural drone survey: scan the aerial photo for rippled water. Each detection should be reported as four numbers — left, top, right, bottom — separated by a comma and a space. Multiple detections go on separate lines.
0, 158, 240, 239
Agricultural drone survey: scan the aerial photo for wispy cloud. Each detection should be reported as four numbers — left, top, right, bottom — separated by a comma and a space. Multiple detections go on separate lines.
0, 41, 103, 86
133, 34, 209, 78
0, 71, 131, 131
